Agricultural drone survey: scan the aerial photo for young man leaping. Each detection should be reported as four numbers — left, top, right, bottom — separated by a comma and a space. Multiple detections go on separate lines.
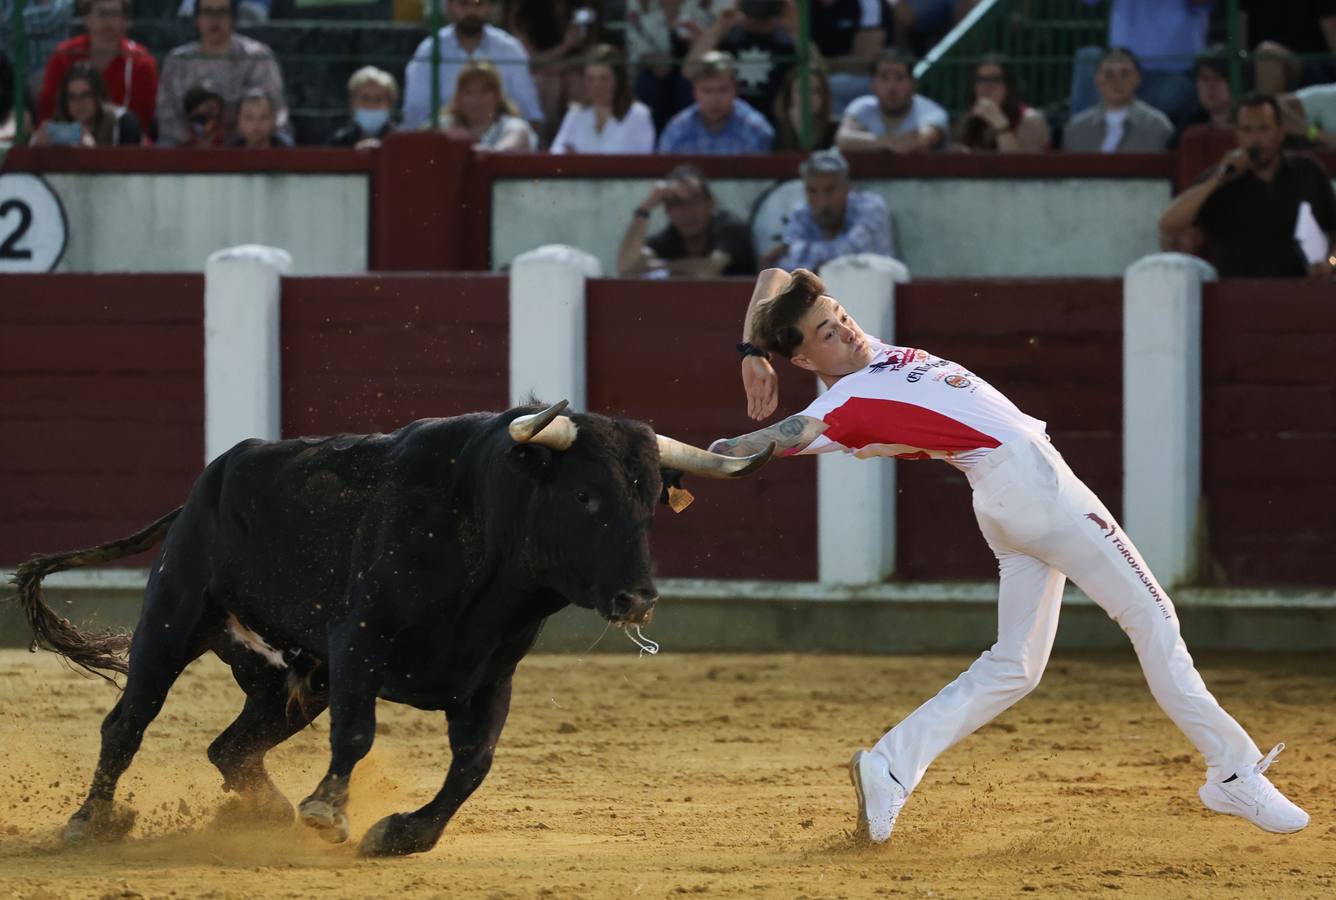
710, 268, 1309, 842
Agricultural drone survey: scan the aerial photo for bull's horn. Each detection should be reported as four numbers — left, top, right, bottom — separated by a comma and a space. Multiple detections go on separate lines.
656, 435, 774, 479
509, 400, 578, 450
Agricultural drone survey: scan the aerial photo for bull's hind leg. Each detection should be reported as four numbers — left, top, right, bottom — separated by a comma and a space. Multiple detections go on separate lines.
208, 646, 329, 826
65, 586, 218, 845
360, 677, 513, 857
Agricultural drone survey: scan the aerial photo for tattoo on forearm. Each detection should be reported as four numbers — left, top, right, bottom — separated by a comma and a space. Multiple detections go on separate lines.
713, 416, 824, 458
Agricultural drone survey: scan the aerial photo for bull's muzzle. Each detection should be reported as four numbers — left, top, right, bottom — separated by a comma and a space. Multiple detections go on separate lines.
608, 589, 657, 626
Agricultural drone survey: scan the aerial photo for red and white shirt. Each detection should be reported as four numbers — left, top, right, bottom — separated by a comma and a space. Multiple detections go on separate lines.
797, 340, 1046, 472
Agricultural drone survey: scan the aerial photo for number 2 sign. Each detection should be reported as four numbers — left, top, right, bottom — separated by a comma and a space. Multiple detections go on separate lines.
0, 173, 68, 273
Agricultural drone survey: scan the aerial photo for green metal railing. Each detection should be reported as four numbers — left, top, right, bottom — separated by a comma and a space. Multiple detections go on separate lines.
0, 0, 1303, 151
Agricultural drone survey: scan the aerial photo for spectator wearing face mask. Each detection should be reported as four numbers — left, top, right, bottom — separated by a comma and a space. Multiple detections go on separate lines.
179, 81, 226, 147
329, 67, 398, 149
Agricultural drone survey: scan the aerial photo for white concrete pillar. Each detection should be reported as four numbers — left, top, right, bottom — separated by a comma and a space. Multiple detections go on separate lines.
1123, 253, 1215, 587
509, 244, 601, 411
815, 254, 910, 584
204, 244, 292, 463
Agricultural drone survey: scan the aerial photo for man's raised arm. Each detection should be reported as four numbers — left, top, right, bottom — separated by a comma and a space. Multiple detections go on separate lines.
709, 414, 827, 459
739, 268, 792, 421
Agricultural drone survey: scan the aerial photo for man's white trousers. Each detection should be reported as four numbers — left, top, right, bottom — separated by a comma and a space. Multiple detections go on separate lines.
873, 435, 1261, 791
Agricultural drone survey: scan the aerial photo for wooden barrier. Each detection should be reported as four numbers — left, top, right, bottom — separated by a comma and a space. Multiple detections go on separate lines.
1202, 280, 1336, 586
280, 273, 509, 436
2, 271, 1330, 589
0, 275, 204, 566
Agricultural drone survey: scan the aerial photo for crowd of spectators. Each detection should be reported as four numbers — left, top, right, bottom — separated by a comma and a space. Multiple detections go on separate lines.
3, 0, 1331, 156
3, 0, 1335, 279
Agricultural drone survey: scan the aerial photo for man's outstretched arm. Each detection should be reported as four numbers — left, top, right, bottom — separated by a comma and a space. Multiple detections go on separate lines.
739, 268, 792, 421
710, 415, 827, 459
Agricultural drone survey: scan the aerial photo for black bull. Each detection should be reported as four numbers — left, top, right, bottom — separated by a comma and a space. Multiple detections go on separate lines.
9, 401, 770, 857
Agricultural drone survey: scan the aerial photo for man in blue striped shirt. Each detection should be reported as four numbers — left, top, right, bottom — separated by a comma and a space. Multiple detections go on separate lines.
764, 147, 895, 271
658, 51, 774, 155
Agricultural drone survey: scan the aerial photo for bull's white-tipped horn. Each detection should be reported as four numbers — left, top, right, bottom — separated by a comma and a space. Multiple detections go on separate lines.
655, 435, 774, 479
509, 400, 578, 451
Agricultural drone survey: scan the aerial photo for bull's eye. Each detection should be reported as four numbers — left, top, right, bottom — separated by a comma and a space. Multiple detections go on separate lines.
575, 490, 591, 505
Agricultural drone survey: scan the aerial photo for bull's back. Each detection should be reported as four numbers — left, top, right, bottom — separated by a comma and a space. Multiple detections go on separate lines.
175, 413, 499, 607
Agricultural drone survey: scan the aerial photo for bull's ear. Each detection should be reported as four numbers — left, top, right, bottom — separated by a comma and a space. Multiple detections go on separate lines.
659, 468, 694, 513
506, 442, 555, 479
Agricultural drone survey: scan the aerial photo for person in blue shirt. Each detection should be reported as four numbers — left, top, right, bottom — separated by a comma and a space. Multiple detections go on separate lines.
657, 50, 774, 154
402, 0, 543, 130
761, 147, 895, 270
836, 48, 949, 154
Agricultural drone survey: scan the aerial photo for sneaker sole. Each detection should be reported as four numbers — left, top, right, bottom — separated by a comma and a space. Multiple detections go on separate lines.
1198, 785, 1309, 834
848, 750, 871, 843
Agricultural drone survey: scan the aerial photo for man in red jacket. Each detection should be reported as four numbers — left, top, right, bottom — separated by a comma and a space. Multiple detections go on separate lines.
38, 0, 158, 135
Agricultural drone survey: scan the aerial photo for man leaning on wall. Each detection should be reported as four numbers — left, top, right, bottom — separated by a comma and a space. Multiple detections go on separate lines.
617, 164, 758, 279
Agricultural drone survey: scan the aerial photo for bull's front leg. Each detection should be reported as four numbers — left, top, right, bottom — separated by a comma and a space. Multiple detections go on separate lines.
359, 676, 513, 857
297, 619, 387, 843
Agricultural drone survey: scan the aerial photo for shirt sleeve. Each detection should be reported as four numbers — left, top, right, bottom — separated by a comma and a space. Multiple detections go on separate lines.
130, 55, 159, 135
794, 389, 850, 456
247, 51, 290, 136
550, 107, 576, 153
657, 114, 683, 153
711, 215, 757, 273
502, 44, 544, 124
37, 52, 66, 123
154, 54, 186, 146
402, 39, 432, 130
624, 103, 657, 153
1305, 158, 1336, 234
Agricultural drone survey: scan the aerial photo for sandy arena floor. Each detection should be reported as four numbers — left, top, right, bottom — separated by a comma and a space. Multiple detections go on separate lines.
0, 646, 1333, 899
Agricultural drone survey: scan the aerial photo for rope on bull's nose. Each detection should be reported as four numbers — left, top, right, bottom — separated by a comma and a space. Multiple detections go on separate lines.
623, 624, 659, 657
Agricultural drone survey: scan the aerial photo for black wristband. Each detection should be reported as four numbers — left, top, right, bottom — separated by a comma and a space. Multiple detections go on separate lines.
737, 341, 769, 359
633, 207, 651, 219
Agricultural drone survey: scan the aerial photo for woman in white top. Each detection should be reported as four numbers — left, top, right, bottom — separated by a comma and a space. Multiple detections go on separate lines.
439, 60, 538, 152
550, 44, 656, 154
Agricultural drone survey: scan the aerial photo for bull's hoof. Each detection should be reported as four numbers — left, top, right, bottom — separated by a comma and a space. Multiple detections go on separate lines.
63, 803, 136, 846
358, 813, 435, 858
213, 789, 295, 828
297, 798, 349, 844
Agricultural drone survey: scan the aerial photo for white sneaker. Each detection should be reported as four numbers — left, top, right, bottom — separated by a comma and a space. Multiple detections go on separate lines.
848, 749, 907, 843
1199, 743, 1309, 834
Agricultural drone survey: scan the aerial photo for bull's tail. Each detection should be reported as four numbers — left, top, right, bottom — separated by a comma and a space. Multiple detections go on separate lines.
7, 507, 183, 682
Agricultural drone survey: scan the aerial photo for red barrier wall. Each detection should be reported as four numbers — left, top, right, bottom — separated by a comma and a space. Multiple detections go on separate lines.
280, 274, 509, 436
895, 280, 1124, 579
586, 278, 819, 581
0, 275, 204, 566
5, 271, 1329, 586
1202, 280, 1336, 586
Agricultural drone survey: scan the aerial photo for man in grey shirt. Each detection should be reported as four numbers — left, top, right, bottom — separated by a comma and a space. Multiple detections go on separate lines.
155, 0, 289, 146
836, 48, 949, 154
1063, 47, 1173, 153
402, 0, 542, 130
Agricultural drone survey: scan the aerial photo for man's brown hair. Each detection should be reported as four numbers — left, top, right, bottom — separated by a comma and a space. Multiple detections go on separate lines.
749, 269, 826, 359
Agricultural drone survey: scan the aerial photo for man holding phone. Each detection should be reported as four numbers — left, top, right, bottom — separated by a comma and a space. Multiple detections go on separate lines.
1159, 91, 1336, 278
